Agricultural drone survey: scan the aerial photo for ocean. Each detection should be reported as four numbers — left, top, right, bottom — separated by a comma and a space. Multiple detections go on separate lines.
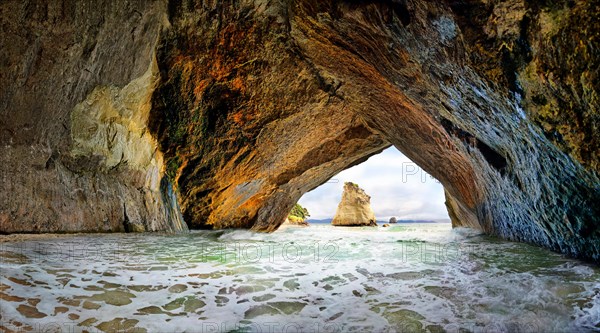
1, 223, 598, 332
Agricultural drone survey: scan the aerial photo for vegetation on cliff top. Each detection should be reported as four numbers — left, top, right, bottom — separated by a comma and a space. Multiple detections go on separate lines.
288, 203, 310, 222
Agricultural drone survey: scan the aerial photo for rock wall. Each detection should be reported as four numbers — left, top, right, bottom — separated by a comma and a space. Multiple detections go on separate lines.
331, 183, 377, 227
0, 0, 186, 233
1, 0, 599, 263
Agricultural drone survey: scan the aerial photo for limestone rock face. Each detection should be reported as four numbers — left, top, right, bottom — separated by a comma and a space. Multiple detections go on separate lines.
0, 1, 186, 233
1, 1, 599, 263
332, 183, 377, 227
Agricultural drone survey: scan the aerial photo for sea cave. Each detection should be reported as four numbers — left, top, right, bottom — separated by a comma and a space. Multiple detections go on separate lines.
0, 0, 599, 331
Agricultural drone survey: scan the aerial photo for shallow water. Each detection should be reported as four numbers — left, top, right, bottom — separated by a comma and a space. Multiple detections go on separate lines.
0, 223, 598, 332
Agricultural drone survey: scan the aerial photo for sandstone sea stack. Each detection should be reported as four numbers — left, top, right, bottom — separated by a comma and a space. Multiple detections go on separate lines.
332, 183, 377, 227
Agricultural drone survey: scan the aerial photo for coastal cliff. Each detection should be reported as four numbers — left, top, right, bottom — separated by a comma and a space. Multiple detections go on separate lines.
332, 183, 377, 227
1, 0, 599, 263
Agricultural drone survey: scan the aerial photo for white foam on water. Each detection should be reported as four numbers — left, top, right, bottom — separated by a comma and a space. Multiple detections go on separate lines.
0, 223, 598, 332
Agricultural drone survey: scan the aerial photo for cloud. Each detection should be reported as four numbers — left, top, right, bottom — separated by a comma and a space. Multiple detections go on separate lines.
298, 147, 450, 220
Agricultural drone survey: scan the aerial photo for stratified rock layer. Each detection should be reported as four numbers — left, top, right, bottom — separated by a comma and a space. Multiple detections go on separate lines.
332, 183, 377, 227
1, 1, 599, 263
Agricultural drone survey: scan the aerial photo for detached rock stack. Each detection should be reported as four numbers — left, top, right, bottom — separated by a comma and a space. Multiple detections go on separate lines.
332, 183, 377, 227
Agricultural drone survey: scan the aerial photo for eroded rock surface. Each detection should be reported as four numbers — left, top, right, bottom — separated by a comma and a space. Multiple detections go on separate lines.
1, 0, 599, 262
0, 1, 186, 233
332, 183, 377, 227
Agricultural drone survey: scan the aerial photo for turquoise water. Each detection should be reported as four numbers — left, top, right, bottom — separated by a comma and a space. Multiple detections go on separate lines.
0, 223, 598, 332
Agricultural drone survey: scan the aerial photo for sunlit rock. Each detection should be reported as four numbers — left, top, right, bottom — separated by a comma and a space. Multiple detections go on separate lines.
332, 183, 377, 227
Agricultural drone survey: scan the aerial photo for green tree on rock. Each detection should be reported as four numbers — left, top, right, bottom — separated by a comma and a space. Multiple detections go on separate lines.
289, 203, 310, 220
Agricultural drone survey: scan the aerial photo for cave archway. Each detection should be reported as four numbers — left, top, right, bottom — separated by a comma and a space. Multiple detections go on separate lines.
1, 0, 598, 263
155, 0, 481, 234
148, 0, 599, 262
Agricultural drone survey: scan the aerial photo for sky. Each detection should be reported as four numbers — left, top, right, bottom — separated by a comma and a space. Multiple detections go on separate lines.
298, 147, 450, 221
